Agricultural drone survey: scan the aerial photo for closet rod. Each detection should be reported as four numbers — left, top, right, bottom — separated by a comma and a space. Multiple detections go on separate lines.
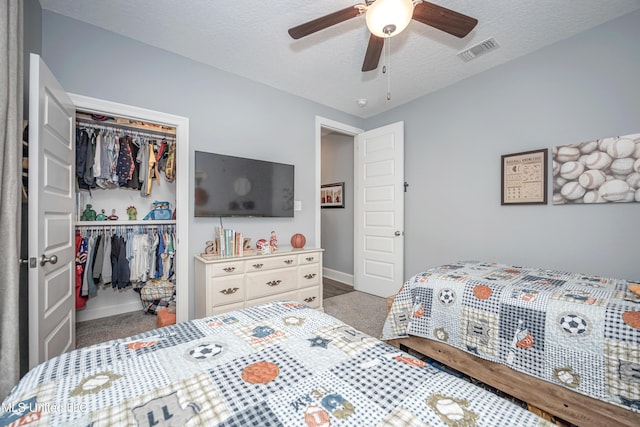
76, 117, 176, 139
75, 224, 175, 232
76, 220, 176, 227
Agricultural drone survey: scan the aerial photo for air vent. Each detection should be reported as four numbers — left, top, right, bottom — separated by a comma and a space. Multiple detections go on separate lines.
457, 37, 500, 62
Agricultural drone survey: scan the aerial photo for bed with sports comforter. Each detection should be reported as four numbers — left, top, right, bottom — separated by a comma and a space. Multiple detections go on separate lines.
0, 301, 551, 426
382, 261, 640, 426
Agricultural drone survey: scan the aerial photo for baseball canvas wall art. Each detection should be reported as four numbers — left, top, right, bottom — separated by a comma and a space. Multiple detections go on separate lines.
552, 132, 640, 204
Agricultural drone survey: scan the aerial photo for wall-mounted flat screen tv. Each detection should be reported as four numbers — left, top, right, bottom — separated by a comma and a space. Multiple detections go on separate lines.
194, 151, 294, 217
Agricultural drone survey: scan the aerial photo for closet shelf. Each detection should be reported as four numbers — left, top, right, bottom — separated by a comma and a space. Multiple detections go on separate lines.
76, 220, 176, 227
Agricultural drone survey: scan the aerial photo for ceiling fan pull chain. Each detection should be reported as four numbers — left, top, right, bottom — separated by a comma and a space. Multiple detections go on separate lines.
386, 36, 391, 101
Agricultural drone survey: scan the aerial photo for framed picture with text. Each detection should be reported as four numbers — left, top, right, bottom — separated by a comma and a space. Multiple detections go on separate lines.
501, 149, 548, 205
321, 182, 344, 208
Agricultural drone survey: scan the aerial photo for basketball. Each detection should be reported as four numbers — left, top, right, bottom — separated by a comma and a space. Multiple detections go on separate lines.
241, 361, 280, 384
473, 285, 492, 300
291, 233, 306, 249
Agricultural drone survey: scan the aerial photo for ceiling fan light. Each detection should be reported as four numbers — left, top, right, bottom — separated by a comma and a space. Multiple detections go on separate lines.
366, 0, 414, 38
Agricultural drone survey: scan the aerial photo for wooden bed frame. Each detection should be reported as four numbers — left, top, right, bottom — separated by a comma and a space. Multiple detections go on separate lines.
386, 335, 638, 426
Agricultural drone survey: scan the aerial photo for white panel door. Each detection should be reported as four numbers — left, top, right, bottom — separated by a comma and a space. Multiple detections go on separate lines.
28, 54, 76, 367
354, 122, 404, 297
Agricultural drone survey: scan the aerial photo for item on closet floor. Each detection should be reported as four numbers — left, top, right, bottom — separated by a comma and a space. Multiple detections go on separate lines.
139, 278, 174, 301
291, 233, 306, 249
80, 204, 97, 221
156, 307, 176, 327
137, 276, 176, 314
126, 205, 137, 220
143, 200, 172, 220
107, 209, 118, 220
140, 294, 174, 315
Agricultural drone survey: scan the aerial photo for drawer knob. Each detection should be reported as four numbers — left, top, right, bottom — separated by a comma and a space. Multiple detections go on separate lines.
266, 280, 282, 287
223, 266, 236, 273
304, 296, 317, 303
305, 257, 314, 262
252, 263, 264, 269
220, 287, 239, 295
284, 259, 294, 265
304, 273, 317, 279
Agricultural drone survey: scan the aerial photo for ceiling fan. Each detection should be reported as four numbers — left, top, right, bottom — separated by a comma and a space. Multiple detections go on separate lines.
288, 0, 478, 72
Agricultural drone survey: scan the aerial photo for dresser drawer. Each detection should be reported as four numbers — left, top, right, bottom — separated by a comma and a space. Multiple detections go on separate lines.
246, 255, 298, 272
209, 301, 245, 316
210, 260, 245, 276
248, 291, 298, 307
246, 267, 297, 299
298, 253, 320, 265
298, 286, 321, 308
209, 275, 245, 307
299, 264, 321, 287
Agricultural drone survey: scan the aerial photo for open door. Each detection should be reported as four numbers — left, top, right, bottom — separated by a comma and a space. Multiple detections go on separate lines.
354, 121, 404, 298
28, 53, 76, 367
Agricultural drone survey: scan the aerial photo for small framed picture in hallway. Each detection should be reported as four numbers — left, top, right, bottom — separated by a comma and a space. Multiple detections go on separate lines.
321, 182, 344, 208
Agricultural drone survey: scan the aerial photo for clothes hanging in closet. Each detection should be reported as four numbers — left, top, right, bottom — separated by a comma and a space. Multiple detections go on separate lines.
75, 124, 176, 194
74, 225, 176, 309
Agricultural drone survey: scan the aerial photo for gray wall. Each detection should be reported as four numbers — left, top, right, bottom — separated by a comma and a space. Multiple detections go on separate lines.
23, 0, 41, 116
321, 132, 354, 277
38, 11, 364, 318
36, 8, 640, 313
366, 10, 640, 281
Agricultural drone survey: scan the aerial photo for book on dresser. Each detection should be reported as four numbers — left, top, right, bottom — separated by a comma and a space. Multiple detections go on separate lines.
194, 248, 324, 317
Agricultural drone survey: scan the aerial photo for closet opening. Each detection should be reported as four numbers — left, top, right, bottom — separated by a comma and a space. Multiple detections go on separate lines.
73, 109, 179, 346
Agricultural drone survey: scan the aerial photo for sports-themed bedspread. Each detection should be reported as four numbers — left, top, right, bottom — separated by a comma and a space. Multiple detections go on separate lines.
382, 261, 640, 414
0, 301, 551, 426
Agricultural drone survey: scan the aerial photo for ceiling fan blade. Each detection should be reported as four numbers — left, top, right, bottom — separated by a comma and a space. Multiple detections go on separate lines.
362, 34, 384, 72
288, 6, 363, 39
413, 1, 478, 38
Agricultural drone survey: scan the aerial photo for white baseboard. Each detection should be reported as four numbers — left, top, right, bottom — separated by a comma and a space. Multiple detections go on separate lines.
323, 268, 354, 286
76, 301, 142, 322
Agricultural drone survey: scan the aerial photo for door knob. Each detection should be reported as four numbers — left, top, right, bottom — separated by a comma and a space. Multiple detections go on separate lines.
394, 231, 402, 236
40, 254, 58, 266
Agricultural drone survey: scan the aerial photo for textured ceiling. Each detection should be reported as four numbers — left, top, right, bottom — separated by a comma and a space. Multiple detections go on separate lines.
39, 0, 640, 118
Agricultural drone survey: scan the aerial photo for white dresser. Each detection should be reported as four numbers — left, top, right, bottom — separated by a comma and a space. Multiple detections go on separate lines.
194, 248, 323, 317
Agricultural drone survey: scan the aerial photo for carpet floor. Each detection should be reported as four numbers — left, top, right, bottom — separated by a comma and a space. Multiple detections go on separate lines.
322, 291, 387, 339
76, 291, 388, 348
76, 310, 157, 349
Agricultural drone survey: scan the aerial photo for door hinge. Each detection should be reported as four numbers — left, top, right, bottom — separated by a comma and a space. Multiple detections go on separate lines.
404, 182, 409, 192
